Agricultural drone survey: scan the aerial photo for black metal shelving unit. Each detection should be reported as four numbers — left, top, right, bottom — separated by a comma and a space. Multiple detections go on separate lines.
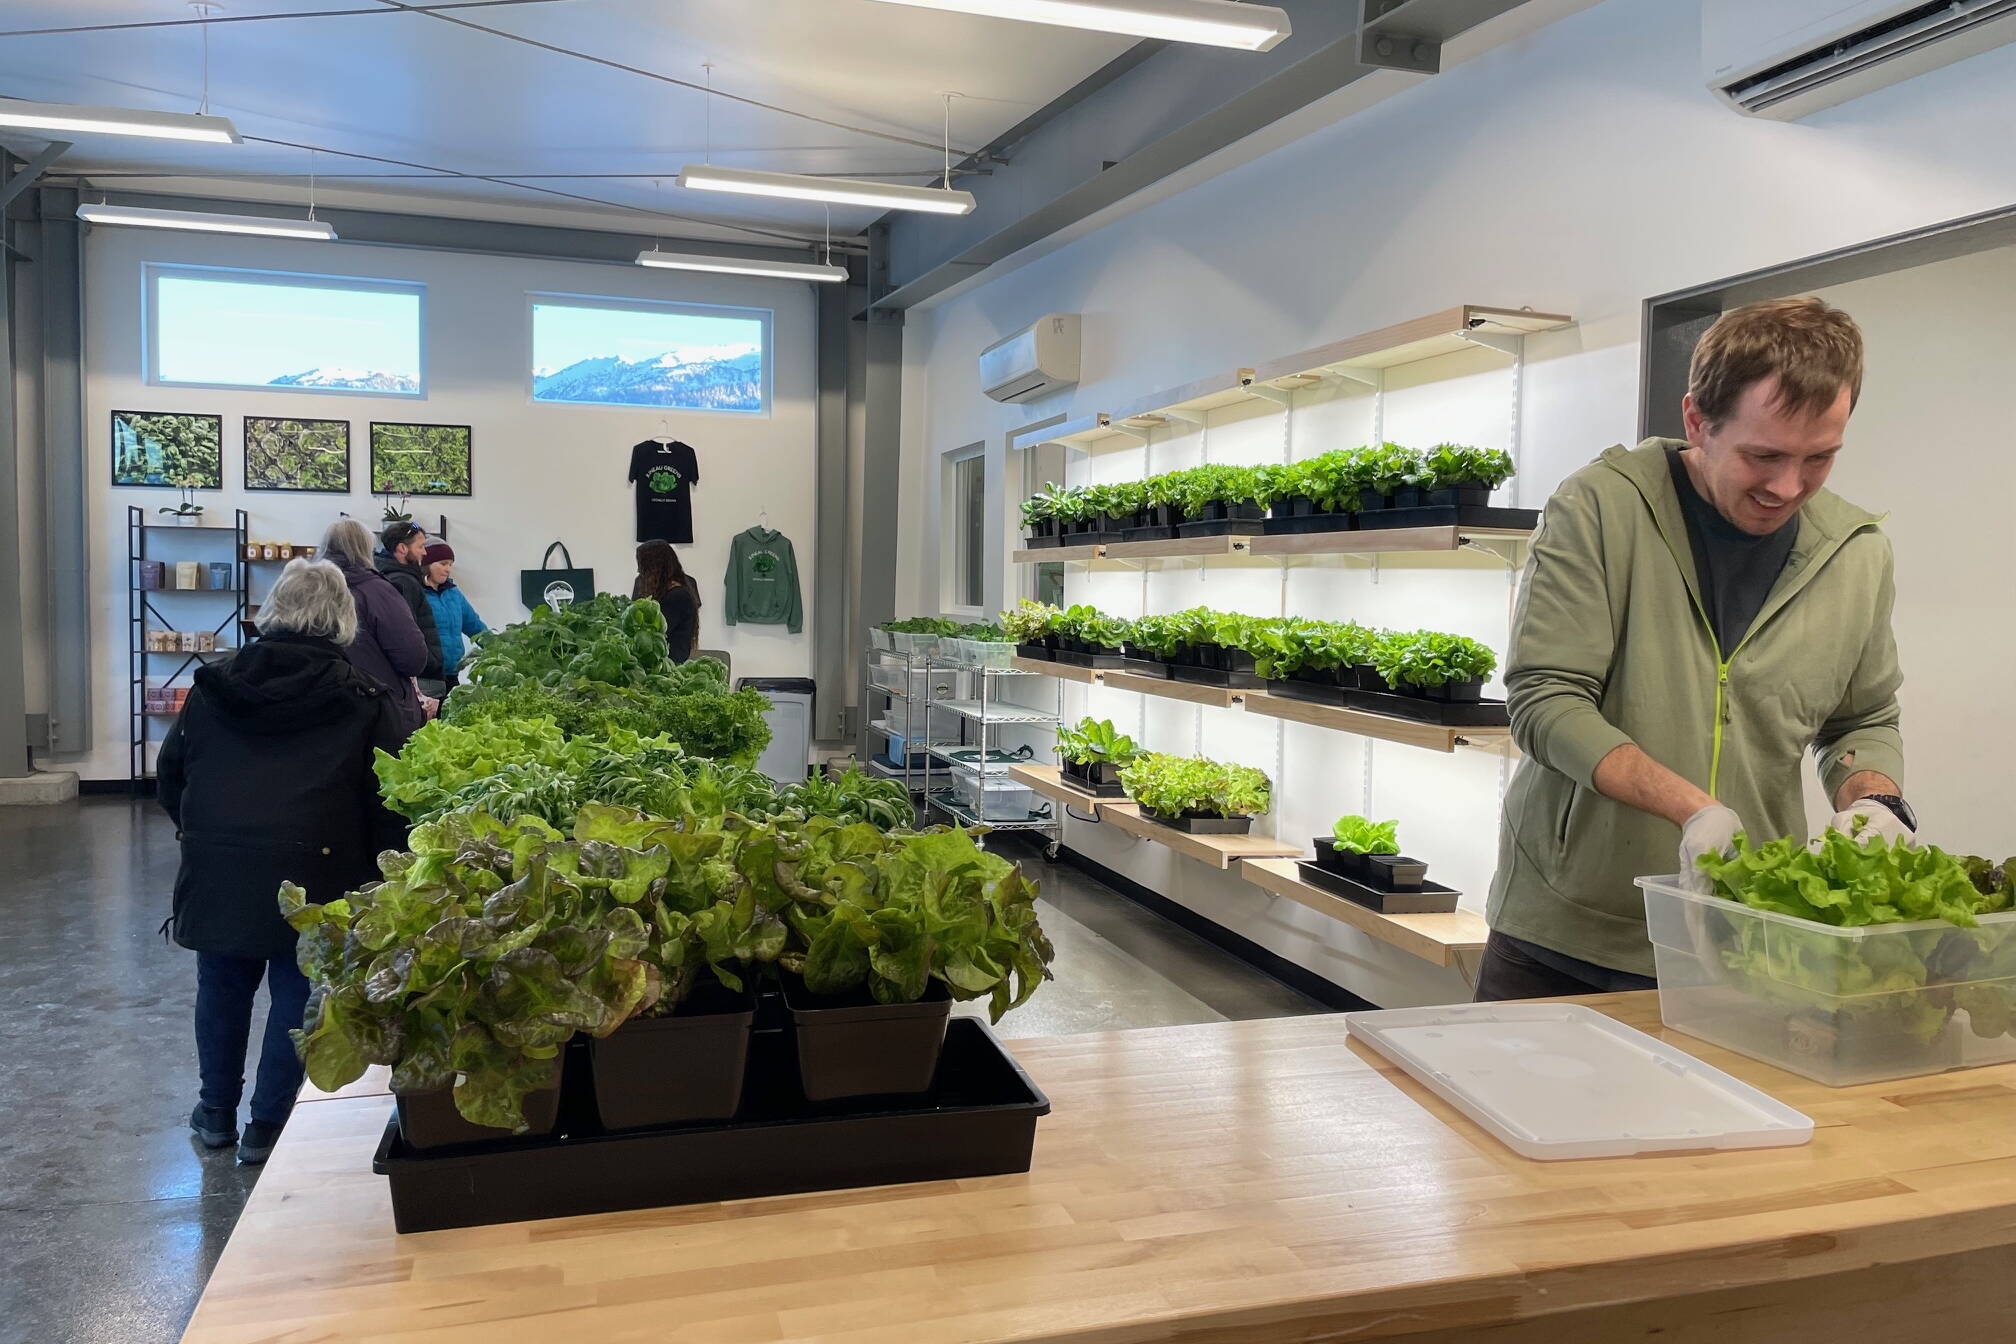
128, 506, 250, 792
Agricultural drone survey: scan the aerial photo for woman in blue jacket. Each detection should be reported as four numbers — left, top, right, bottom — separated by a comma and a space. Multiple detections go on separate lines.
420, 543, 487, 686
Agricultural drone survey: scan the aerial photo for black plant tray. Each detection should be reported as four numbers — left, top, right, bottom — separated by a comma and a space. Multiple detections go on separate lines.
1014, 643, 1052, 661
371, 1018, 1048, 1234
1356, 505, 1540, 533
1295, 862, 1460, 914
1262, 513, 1356, 536
1052, 649, 1127, 669
1340, 688, 1510, 727
1176, 518, 1266, 538
1118, 658, 1171, 679
1116, 522, 1181, 542
1144, 811, 1254, 835
1265, 677, 1350, 706
1021, 534, 1062, 549
1060, 529, 1122, 547
1169, 664, 1265, 690
1054, 771, 1128, 800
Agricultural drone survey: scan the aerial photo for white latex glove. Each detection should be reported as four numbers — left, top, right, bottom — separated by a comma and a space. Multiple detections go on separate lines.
1678, 803, 1744, 893
1828, 797, 1913, 846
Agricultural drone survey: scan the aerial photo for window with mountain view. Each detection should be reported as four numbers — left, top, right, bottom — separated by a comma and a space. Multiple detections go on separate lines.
147, 265, 424, 396
530, 296, 767, 413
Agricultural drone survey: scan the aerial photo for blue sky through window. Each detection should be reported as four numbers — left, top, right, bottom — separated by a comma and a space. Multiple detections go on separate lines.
531, 300, 765, 412
152, 270, 422, 394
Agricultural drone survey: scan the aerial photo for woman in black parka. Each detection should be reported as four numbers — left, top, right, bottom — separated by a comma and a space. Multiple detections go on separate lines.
158, 559, 409, 1164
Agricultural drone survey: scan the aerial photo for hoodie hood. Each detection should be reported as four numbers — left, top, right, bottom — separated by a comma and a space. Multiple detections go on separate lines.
193, 633, 379, 733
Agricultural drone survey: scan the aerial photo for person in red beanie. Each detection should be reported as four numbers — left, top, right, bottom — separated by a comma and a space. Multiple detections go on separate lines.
420, 541, 487, 691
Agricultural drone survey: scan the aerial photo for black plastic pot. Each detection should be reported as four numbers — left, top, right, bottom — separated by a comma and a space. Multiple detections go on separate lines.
1020, 532, 1061, 549
1393, 486, 1426, 509
1351, 664, 1391, 693
1014, 642, 1051, 661
587, 979, 754, 1131
1425, 483, 1492, 509
1223, 648, 1259, 677
1060, 757, 1128, 797
1146, 810, 1254, 835
1359, 489, 1393, 512
1367, 854, 1429, 891
1311, 839, 1360, 877
783, 973, 952, 1101
1263, 510, 1356, 536
1425, 679, 1485, 702
396, 1065, 563, 1152
1267, 676, 1348, 706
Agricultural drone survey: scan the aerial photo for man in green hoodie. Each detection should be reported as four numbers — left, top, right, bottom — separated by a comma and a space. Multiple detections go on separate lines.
1480, 297, 1911, 999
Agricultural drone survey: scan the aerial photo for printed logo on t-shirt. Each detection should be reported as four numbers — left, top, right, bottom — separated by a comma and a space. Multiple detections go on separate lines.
647, 466, 683, 495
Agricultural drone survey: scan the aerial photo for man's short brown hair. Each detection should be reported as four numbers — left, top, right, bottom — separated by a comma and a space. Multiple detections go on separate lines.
1688, 297, 1863, 429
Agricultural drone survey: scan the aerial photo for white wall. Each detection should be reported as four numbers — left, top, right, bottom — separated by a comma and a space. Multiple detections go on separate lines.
898, 0, 2016, 1005
63, 227, 818, 782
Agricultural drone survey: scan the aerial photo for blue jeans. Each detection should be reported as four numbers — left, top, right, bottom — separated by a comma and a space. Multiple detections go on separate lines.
195, 952, 310, 1127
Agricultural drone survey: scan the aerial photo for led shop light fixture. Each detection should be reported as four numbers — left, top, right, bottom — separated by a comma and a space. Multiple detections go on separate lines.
0, 99, 242, 144
677, 165, 976, 216
75, 204, 337, 241
636, 250, 847, 282
861, 0, 1291, 50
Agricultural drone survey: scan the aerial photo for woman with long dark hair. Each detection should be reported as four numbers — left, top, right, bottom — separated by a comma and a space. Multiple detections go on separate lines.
633, 539, 700, 664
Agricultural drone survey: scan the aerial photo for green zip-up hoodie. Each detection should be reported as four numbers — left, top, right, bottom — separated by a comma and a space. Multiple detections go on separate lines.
1487, 439, 1904, 976
723, 527, 803, 634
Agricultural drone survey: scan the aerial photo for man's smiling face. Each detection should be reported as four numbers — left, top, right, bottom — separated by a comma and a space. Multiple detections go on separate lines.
1683, 374, 1850, 535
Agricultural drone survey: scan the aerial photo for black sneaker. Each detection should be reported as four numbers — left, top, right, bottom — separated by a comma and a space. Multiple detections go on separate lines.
237, 1120, 284, 1166
189, 1105, 237, 1149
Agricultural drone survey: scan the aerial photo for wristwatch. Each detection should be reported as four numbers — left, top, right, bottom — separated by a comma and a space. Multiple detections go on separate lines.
1862, 793, 1918, 831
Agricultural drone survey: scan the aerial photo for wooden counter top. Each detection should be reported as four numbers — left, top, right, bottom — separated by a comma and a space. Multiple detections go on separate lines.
182, 994, 2016, 1343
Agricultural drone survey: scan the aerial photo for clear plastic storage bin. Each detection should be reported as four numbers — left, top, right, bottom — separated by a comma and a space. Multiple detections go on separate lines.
868, 664, 966, 702
1639, 875, 2016, 1087
950, 768, 1044, 822
937, 639, 1017, 671
886, 631, 940, 657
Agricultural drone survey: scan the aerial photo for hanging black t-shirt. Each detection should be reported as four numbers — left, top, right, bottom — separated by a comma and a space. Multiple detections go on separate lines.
628, 440, 701, 544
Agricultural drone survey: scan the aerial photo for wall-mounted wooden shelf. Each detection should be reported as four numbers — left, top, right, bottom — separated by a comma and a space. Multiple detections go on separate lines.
1244, 691, 1512, 755
1101, 671, 1243, 707
1101, 807, 1302, 870
1012, 525, 1532, 567
1008, 763, 1136, 815
1239, 858, 1488, 968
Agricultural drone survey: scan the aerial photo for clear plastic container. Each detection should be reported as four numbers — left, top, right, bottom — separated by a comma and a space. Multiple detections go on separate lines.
950, 769, 1043, 821
868, 665, 966, 702
868, 628, 893, 652
968, 641, 1017, 671
1638, 875, 2016, 1087
886, 631, 940, 657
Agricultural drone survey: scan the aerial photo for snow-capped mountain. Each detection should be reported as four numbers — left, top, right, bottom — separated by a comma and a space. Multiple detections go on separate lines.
532, 349, 761, 410
268, 366, 420, 393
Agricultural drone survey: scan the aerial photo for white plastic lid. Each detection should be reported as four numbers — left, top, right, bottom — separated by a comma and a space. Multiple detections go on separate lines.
1345, 1002, 1814, 1160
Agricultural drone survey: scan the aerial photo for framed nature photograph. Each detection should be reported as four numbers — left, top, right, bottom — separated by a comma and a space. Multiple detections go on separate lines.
243, 416, 351, 492
111, 410, 223, 489
370, 422, 472, 497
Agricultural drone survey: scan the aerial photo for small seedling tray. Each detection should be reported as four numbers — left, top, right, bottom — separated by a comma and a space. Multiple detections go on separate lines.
1144, 811, 1253, 835
1262, 512, 1357, 535
1169, 664, 1264, 690
1054, 771, 1128, 800
1341, 688, 1510, 727
372, 1019, 1048, 1234
1118, 657, 1171, 679
1020, 533, 1062, 549
1265, 677, 1351, 706
1014, 643, 1052, 661
1117, 522, 1181, 542
1176, 519, 1266, 538
1296, 862, 1459, 913
1356, 505, 1540, 532
1052, 649, 1127, 669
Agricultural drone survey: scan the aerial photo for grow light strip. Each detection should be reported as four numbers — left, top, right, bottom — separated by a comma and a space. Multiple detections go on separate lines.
635, 250, 847, 282
678, 165, 976, 216
0, 99, 240, 144
861, 0, 1290, 50
76, 203, 336, 240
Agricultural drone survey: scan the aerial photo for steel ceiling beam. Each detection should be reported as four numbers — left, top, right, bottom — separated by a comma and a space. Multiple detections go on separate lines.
864, 0, 1536, 315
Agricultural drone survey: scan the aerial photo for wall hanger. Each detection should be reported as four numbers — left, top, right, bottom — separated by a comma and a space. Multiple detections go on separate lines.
655, 416, 673, 449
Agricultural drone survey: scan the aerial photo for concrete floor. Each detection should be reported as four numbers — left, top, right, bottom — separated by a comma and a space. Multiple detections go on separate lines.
0, 797, 1321, 1344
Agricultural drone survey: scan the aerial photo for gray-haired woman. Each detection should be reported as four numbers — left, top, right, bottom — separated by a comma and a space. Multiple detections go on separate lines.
158, 559, 409, 1164
320, 518, 430, 734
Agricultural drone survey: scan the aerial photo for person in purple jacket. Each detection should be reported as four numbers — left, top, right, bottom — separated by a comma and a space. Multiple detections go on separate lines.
318, 518, 431, 736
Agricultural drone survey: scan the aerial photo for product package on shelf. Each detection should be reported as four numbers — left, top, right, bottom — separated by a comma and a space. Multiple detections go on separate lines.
208, 562, 234, 591
174, 561, 200, 590
137, 560, 164, 591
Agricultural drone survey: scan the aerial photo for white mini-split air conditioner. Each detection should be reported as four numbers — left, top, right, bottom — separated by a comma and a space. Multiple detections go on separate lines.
1705, 0, 2016, 120
978, 313, 1080, 404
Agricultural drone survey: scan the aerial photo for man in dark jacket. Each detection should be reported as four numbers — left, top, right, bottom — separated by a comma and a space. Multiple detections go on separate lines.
159, 559, 409, 1164
375, 521, 445, 689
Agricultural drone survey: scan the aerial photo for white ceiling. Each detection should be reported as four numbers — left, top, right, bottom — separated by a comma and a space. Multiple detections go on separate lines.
0, 0, 1133, 246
